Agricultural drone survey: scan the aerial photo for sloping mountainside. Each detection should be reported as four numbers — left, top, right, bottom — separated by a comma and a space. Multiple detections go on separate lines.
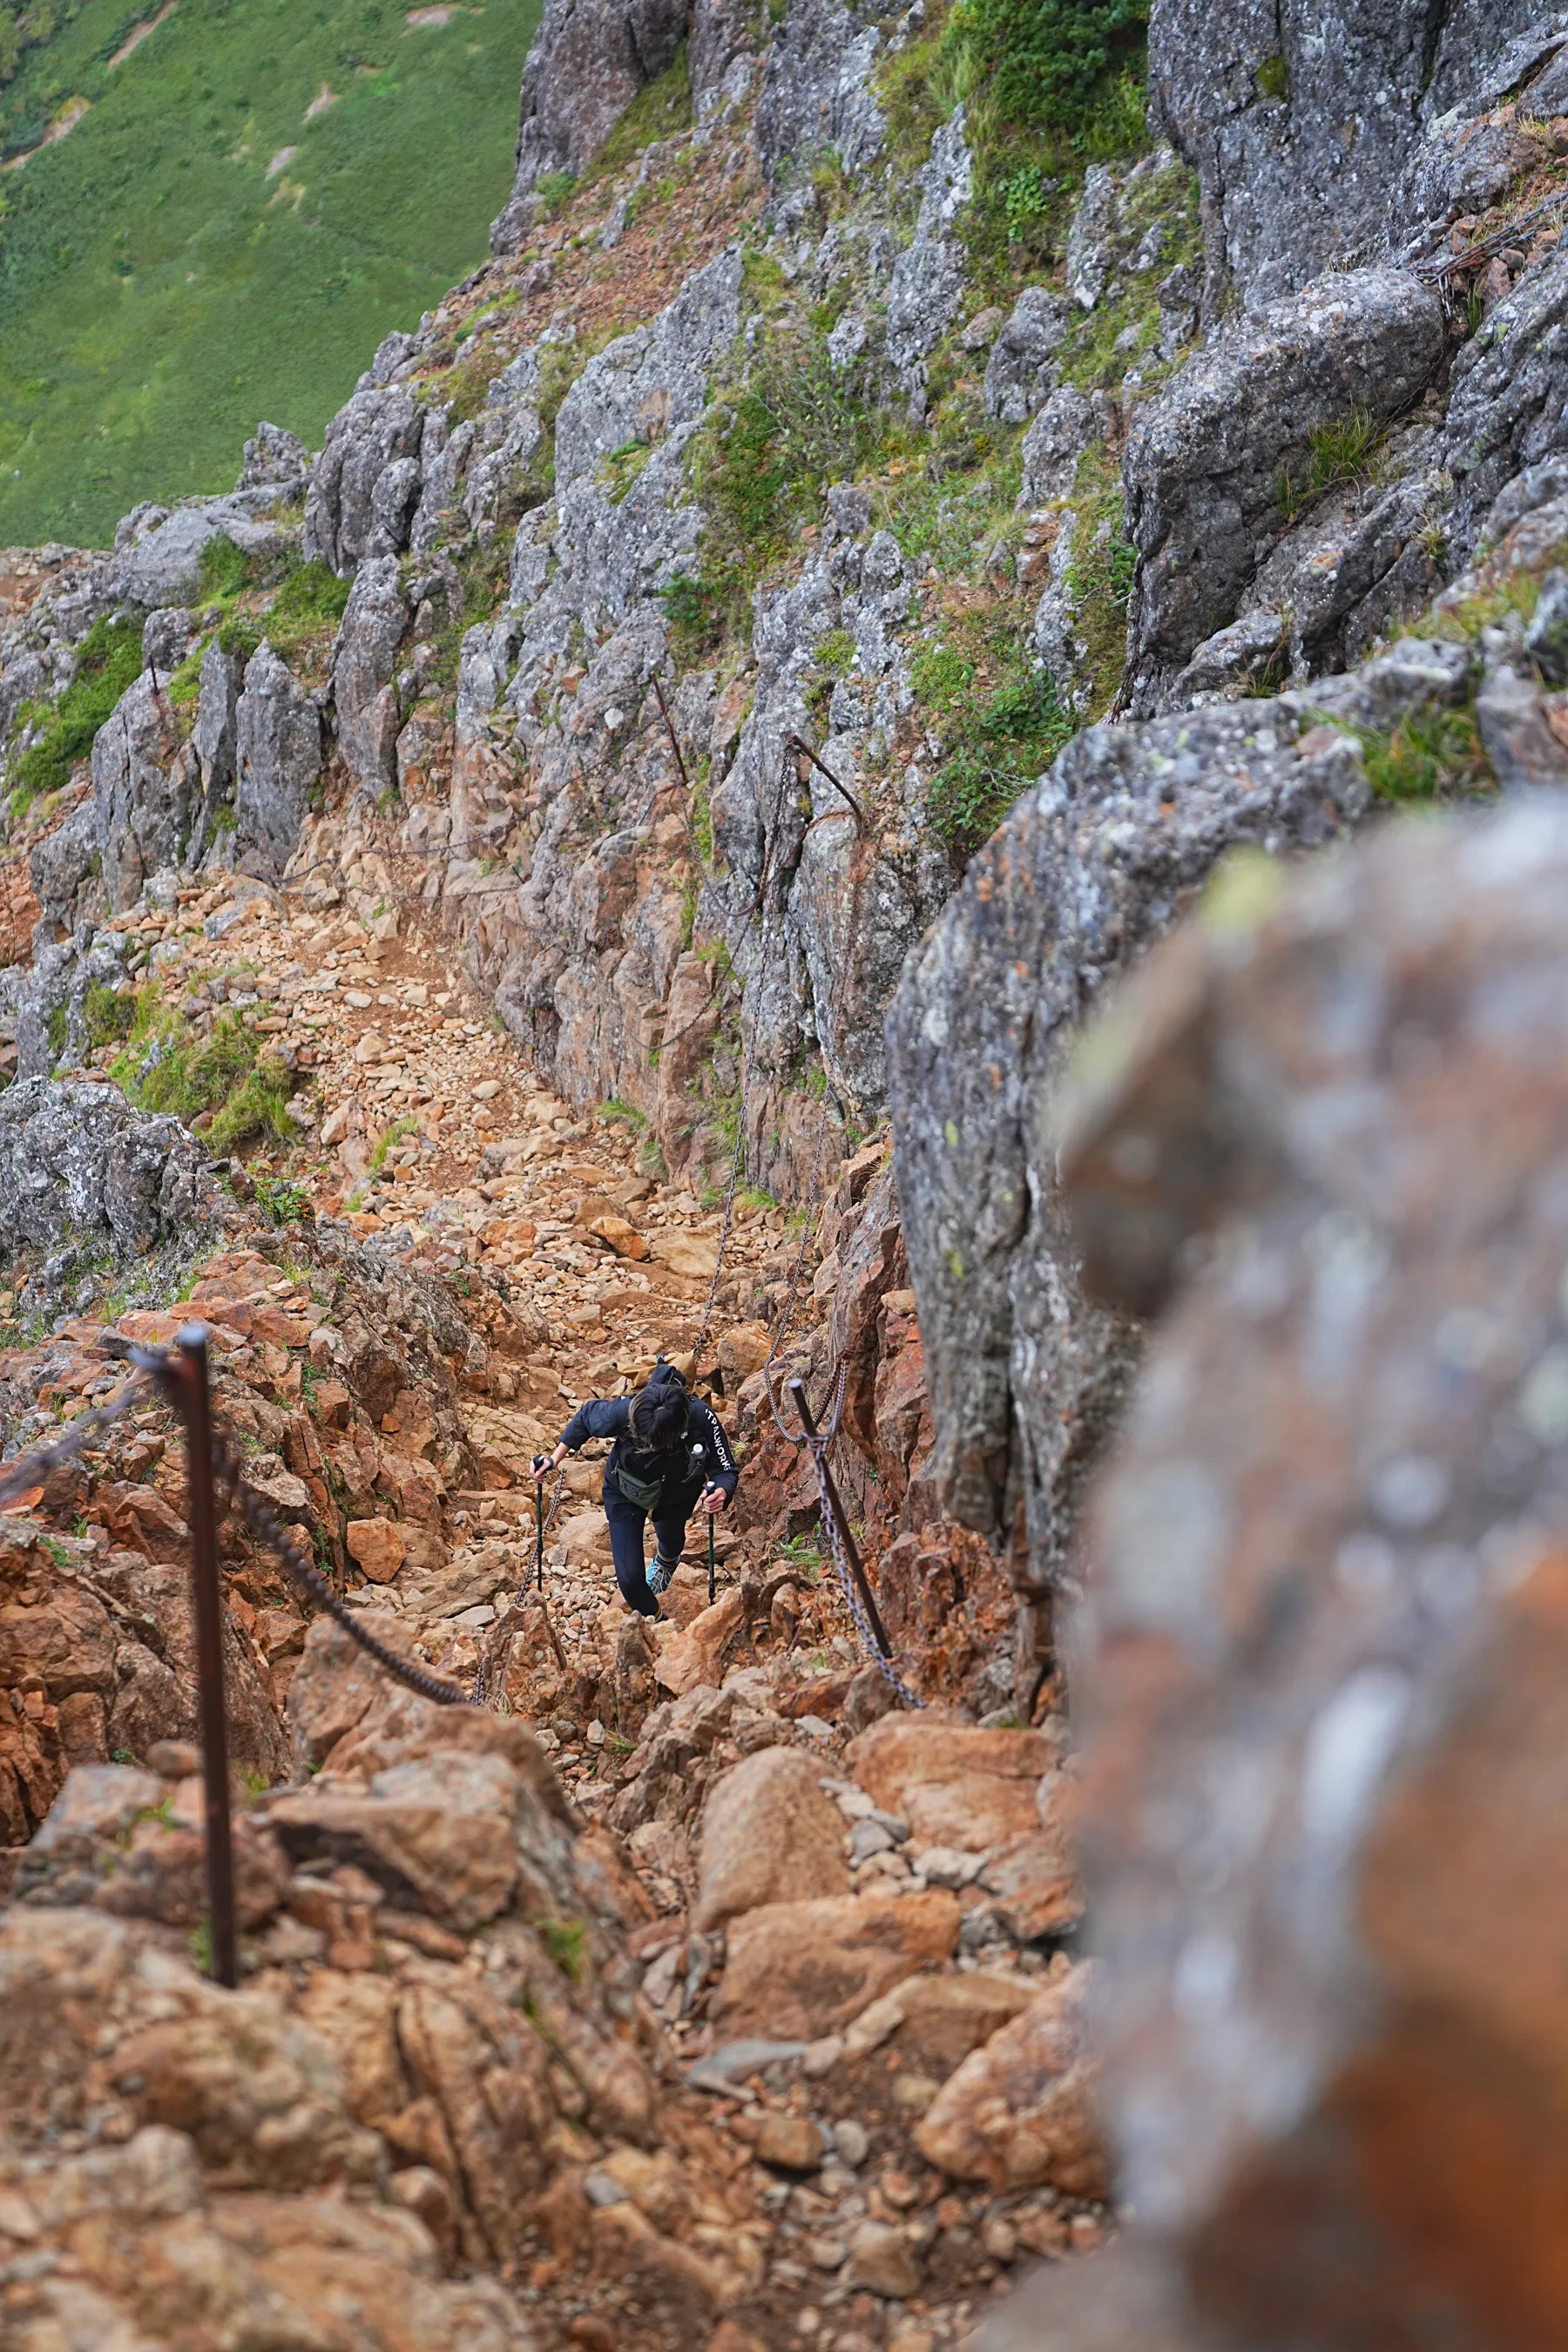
0, 0, 542, 544
3, 0, 1568, 2346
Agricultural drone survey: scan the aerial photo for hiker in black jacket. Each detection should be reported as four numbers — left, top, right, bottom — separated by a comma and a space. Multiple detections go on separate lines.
532, 1360, 738, 1618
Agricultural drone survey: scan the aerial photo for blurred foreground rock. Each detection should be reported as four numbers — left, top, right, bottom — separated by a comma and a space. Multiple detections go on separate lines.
985, 798, 1568, 2347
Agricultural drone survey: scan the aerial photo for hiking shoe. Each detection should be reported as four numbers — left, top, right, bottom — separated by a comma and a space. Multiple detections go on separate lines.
646, 1555, 678, 1597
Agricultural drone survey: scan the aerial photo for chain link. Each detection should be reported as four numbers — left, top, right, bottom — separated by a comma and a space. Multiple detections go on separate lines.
0, 1372, 150, 1509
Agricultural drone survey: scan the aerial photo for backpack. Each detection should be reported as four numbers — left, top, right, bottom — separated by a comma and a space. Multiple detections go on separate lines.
612, 1362, 700, 1511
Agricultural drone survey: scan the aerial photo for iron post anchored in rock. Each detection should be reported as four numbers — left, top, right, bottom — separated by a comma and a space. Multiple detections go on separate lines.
172, 1322, 239, 1991
787, 1375, 890, 1656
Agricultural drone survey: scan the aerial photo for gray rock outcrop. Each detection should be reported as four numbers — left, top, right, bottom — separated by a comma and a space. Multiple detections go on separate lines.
489, 0, 742, 256
233, 645, 323, 877
1148, 0, 1546, 310
754, 0, 885, 187
0, 1076, 219, 1272
332, 556, 408, 795
91, 672, 193, 915
886, 639, 1475, 1579
303, 387, 430, 575
1123, 268, 1447, 713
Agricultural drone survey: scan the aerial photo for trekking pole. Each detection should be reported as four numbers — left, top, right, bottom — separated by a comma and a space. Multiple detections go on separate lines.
531, 1457, 547, 1592
174, 1323, 238, 1990
707, 1490, 718, 1605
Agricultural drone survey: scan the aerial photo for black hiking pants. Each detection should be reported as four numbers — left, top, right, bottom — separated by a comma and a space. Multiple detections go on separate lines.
603, 1471, 705, 1616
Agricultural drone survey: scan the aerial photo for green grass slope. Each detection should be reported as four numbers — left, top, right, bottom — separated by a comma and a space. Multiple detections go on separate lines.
0, 0, 540, 548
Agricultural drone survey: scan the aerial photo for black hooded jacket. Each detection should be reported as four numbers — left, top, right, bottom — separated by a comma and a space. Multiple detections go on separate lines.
558, 1385, 738, 1511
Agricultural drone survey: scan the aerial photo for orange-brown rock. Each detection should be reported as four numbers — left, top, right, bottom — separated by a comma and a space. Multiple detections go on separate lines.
346, 1515, 407, 1583
714, 1889, 962, 2041
845, 1717, 1054, 1852
693, 1745, 851, 1931
654, 1587, 745, 1698
916, 1963, 1107, 2194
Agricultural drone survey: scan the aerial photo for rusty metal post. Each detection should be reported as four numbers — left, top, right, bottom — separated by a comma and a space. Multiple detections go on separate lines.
178, 1322, 237, 1990
787, 1377, 892, 1656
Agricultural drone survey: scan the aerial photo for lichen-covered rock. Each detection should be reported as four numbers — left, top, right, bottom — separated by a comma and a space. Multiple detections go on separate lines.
0, 1076, 218, 1268
886, 646, 1480, 1584
1148, 0, 1544, 310
234, 642, 322, 876
754, 0, 885, 188
237, 417, 310, 491
884, 106, 973, 385
1123, 268, 1447, 713
1006, 794, 1568, 2349
983, 287, 1071, 426
1443, 238, 1568, 562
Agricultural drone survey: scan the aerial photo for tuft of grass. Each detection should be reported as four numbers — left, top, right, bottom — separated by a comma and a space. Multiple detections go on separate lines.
1341, 706, 1491, 803
9, 612, 144, 808
108, 988, 294, 1151
1278, 408, 1386, 524
533, 169, 578, 219
81, 981, 137, 1051
537, 1916, 587, 1982
197, 532, 251, 602
913, 599, 1078, 862
263, 558, 351, 657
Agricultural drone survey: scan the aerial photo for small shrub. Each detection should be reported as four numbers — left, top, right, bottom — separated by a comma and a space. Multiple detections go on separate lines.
534, 170, 577, 219
197, 532, 251, 601
253, 1173, 313, 1225
81, 982, 136, 1051
943, 0, 1148, 135
10, 612, 145, 808
1349, 706, 1490, 803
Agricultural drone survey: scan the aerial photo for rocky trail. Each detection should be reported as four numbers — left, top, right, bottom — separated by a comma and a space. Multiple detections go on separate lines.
0, 865, 1094, 2352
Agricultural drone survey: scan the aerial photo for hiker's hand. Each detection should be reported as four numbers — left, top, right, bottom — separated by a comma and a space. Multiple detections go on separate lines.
532, 1449, 563, 1483
702, 1484, 728, 1517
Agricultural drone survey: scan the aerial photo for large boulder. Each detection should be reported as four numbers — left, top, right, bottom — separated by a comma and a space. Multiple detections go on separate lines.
1122, 268, 1446, 713
994, 795, 1568, 2347
233, 643, 322, 877
693, 1745, 851, 1931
